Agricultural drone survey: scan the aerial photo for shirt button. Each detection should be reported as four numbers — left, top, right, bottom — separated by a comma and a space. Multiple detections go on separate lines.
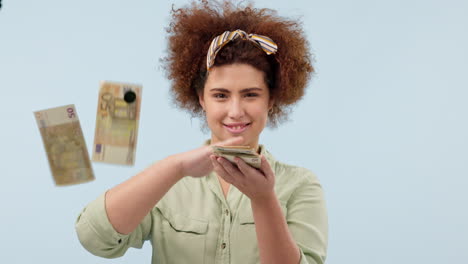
225, 209, 229, 215
221, 243, 226, 249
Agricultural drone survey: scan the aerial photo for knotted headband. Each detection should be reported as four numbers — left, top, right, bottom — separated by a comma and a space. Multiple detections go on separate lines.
206, 29, 278, 71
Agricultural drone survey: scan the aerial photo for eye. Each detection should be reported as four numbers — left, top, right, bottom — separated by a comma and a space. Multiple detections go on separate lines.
244, 93, 259, 98
213, 93, 227, 99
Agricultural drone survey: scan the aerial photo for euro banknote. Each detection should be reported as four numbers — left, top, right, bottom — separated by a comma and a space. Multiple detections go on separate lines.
92, 81, 142, 165
34, 104, 95, 186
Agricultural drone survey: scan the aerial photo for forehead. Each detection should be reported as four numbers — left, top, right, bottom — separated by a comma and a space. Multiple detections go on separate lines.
204, 63, 267, 91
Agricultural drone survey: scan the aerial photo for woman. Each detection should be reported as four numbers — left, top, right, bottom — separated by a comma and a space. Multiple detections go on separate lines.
75, 1, 328, 263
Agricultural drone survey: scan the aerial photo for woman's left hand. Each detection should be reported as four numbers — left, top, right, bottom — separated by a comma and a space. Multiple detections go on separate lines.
210, 155, 275, 201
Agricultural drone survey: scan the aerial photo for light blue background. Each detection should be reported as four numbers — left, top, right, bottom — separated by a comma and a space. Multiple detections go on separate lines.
1, 0, 467, 263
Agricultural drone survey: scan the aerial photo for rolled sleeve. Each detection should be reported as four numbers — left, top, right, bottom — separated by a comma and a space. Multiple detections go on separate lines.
288, 170, 328, 264
298, 247, 315, 264
75, 192, 152, 258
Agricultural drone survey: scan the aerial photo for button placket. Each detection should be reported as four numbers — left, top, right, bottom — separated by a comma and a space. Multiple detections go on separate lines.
219, 207, 231, 260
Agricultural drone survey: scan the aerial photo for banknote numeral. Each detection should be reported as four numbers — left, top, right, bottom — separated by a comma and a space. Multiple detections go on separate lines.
67, 107, 76, 118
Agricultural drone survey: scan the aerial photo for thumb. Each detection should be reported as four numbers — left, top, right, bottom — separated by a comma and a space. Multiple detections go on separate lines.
214, 136, 244, 147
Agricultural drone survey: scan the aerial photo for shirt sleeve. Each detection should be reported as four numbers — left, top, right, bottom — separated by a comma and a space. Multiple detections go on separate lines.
75, 192, 153, 258
287, 169, 328, 264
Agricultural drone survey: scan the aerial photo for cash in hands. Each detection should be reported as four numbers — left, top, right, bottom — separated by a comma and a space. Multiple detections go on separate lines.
211, 145, 261, 169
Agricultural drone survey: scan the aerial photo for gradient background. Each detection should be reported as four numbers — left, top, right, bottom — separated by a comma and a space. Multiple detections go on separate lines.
1, 0, 467, 263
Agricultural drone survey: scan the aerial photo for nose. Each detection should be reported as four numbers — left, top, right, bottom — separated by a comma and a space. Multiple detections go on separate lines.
227, 98, 245, 120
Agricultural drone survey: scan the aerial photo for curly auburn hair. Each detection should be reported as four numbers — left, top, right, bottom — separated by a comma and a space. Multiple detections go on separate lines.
161, 0, 314, 127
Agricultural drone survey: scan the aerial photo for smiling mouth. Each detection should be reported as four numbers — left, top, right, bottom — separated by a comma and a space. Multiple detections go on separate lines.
224, 123, 251, 133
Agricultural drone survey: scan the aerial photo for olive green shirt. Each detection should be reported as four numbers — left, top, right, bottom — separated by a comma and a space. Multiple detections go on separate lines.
75, 144, 328, 264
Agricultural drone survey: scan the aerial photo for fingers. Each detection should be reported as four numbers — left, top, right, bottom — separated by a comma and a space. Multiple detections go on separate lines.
210, 155, 238, 184
259, 155, 274, 180
219, 157, 244, 179
235, 157, 259, 177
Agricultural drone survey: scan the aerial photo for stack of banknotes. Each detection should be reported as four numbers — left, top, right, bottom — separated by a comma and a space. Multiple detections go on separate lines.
212, 145, 261, 169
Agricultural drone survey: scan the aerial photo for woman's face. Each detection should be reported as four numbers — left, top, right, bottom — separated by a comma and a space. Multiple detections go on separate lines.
199, 63, 273, 149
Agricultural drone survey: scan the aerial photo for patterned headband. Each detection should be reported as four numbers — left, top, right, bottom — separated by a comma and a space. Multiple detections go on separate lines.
206, 29, 278, 71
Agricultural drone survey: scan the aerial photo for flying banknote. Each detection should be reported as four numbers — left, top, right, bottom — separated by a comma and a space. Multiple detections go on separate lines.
92, 81, 142, 165
34, 104, 95, 186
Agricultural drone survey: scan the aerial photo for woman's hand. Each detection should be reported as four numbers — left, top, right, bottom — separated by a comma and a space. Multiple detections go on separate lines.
175, 136, 244, 178
210, 155, 276, 201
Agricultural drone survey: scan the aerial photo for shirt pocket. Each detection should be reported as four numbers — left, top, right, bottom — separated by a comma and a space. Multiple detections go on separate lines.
157, 206, 209, 264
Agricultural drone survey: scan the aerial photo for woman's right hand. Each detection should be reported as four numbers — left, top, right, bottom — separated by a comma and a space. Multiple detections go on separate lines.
174, 136, 244, 178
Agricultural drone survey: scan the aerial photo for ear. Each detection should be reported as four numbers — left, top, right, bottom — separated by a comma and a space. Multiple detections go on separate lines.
268, 97, 275, 112
198, 91, 206, 111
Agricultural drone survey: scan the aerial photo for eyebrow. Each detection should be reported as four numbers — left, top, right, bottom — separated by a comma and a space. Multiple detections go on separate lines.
209, 87, 264, 93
